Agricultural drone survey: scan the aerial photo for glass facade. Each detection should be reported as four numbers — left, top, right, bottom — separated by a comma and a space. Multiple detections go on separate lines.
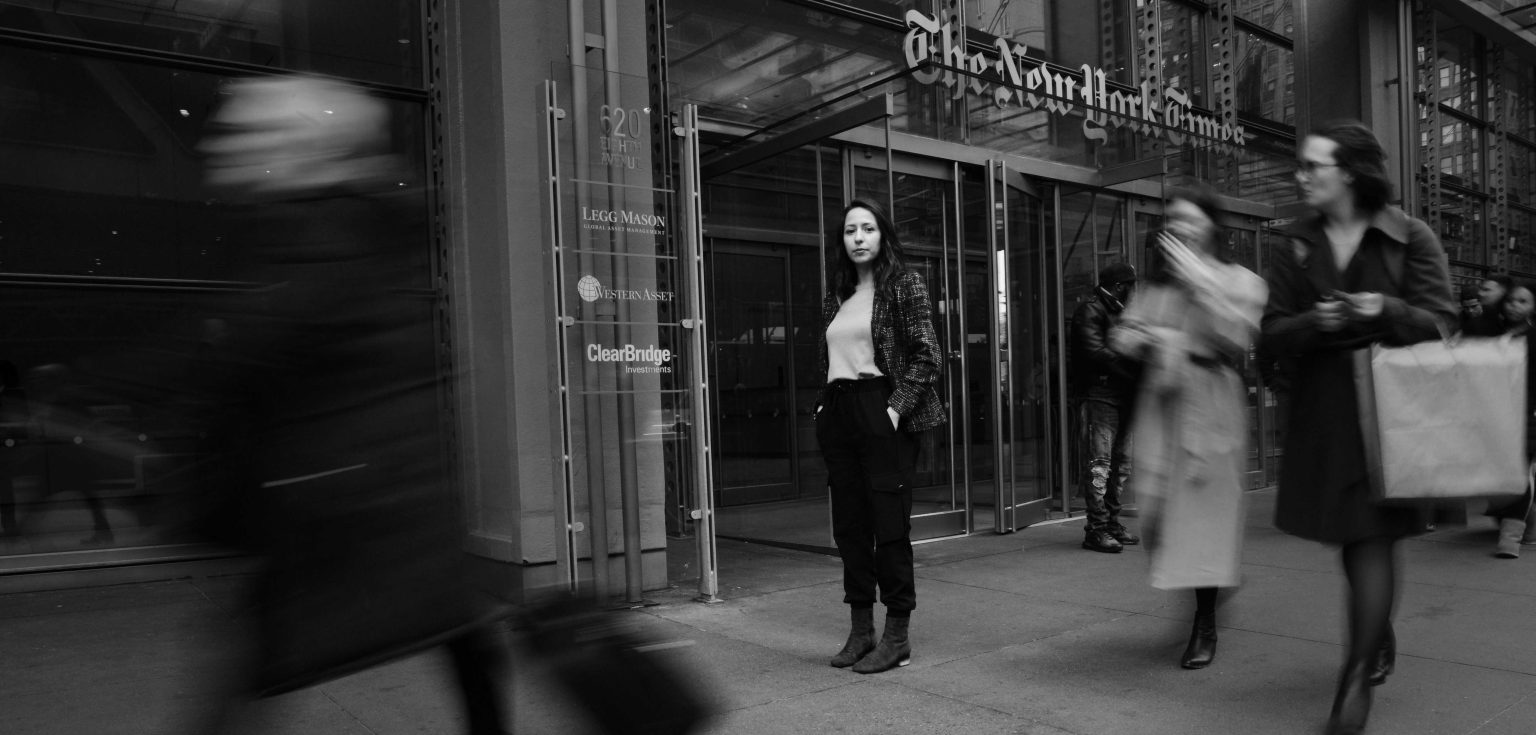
1414, 7, 1536, 282
0, 2, 439, 563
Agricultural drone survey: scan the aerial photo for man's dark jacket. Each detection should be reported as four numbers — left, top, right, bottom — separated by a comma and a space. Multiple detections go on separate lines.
1070, 287, 1139, 399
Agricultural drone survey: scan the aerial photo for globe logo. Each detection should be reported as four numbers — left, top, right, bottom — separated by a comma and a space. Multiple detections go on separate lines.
577, 274, 604, 303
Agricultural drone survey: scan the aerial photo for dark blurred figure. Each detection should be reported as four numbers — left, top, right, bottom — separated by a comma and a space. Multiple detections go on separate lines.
1461, 275, 1511, 336
183, 75, 509, 734
0, 361, 26, 536
1485, 282, 1536, 558
1071, 262, 1142, 553
1458, 283, 1485, 335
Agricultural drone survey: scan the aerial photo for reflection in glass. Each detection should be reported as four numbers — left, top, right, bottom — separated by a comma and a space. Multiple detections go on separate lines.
1234, 0, 1294, 37
1505, 65, 1536, 142
1509, 207, 1536, 276
0, 45, 429, 283
1433, 187, 1485, 264
0, 0, 423, 86
1510, 143, 1536, 208
1234, 33, 1294, 127
1428, 14, 1482, 116
1430, 117, 1483, 190
1159, 0, 1209, 108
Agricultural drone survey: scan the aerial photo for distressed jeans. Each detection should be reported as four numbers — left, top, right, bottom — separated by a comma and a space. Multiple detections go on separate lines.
1079, 395, 1131, 533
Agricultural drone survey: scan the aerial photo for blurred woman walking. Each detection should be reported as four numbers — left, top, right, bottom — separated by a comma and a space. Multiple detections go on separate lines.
1111, 186, 1266, 670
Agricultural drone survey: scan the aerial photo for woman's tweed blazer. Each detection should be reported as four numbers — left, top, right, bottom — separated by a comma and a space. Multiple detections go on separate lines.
817, 270, 947, 432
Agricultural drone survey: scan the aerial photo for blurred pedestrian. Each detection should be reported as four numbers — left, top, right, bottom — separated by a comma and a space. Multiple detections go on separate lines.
185, 75, 510, 734
1111, 186, 1266, 670
1071, 262, 1142, 553
1457, 283, 1486, 335
1485, 281, 1536, 558
1261, 121, 1457, 735
816, 198, 945, 675
1500, 281, 1534, 334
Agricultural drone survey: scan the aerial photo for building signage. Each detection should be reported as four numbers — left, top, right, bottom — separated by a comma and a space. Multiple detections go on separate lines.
586, 342, 674, 374
576, 274, 676, 303
580, 205, 666, 236
900, 10, 1247, 148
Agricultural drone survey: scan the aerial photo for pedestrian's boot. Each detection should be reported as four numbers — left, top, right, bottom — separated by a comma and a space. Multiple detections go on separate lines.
1368, 624, 1395, 686
851, 615, 910, 674
1082, 529, 1123, 554
1326, 660, 1373, 735
1109, 526, 1141, 546
829, 606, 876, 668
1179, 613, 1217, 669
1496, 518, 1526, 559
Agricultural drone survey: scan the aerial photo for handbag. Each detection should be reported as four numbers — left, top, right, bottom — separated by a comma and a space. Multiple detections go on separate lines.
1353, 334, 1528, 503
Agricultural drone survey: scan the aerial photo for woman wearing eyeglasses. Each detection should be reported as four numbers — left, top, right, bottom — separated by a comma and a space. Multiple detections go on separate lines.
1261, 121, 1457, 735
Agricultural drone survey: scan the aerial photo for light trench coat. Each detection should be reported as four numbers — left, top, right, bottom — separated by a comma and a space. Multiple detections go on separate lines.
1111, 262, 1267, 589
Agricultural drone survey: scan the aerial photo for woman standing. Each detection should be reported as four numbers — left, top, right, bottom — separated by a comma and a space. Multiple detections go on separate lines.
1261, 122, 1457, 735
1111, 187, 1267, 670
817, 198, 945, 675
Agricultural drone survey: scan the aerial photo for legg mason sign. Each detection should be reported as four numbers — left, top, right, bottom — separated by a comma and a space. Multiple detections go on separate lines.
902, 10, 1248, 149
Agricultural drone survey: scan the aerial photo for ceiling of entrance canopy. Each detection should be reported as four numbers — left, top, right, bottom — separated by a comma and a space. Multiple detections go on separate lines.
666, 0, 916, 131
1486, 1, 1536, 30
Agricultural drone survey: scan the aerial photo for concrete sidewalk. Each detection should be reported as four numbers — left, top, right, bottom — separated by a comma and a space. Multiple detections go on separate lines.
3, 489, 1535, 734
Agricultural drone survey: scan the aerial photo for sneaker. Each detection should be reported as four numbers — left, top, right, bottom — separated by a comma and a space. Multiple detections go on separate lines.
1109, 527, 1141, 545
1082, 530, 1123, 553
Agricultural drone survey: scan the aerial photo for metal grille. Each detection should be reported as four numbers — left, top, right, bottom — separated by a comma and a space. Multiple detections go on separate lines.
424, 0, 463, 512
1214, 0, 1239, 191
1416, 0, 1443, 237
1137, 0, 1165, 161
1489, 43, 1510, 272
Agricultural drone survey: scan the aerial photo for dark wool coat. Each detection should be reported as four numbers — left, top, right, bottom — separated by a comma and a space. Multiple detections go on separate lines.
1260, 206, 1458, 544
817, 269, 947, 433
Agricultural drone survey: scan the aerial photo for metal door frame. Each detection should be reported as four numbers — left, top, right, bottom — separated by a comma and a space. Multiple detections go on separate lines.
988, 159, 1054, 532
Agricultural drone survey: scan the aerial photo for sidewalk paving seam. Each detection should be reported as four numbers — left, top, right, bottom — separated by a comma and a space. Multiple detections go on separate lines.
1464, 686, 1536, 735
911, 573, 1166, 619
320, 687, 379, 734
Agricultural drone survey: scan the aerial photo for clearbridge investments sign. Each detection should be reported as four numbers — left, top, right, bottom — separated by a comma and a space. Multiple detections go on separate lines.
901, 10, 1247, 149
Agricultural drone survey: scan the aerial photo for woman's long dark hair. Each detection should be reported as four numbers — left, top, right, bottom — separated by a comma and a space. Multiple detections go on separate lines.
1310, 120, 1393, 212
832, 198, 909, 301
1146, 184, 1232, 285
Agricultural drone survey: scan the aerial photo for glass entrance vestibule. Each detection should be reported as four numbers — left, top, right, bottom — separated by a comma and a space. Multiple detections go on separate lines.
693, 127, 1289, 558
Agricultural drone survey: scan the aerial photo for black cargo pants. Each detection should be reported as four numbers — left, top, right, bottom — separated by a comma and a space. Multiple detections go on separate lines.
816, 376, 916, 614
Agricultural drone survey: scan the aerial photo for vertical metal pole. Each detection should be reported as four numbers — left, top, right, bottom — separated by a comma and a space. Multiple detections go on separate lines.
1397, 0, 1418, 217
1052, 186, 1071, 515
567, 0, 608, 599
885, 117, 895, 218
680, 105, 721, 602
952, 164, 972, 532
600, 0, 646, 606
545, 80, 581, 593
989, 160, 1012, 533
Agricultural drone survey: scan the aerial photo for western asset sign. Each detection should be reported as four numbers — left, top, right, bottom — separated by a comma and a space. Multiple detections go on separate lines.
901, 10, 1248, 149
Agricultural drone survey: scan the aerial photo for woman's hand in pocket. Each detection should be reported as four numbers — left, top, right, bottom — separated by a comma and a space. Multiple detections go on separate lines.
886, 406, 900, 431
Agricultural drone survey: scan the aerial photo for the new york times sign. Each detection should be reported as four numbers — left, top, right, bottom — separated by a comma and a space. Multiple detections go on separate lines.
901, 10, 1248, 150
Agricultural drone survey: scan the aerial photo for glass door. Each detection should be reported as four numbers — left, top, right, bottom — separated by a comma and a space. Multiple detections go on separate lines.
989, 161, 1056, 530
850, 157, 975, 541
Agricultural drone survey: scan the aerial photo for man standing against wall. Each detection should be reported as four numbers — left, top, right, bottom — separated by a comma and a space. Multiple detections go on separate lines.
1071, 263, 1141, 553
